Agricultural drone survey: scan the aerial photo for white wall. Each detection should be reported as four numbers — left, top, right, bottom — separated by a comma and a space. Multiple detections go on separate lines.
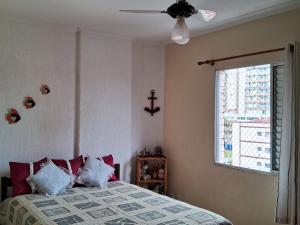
0, 17, 166, 183
79, 31, 133, 181
131, 44, 165, 180
0, 18, 75, 176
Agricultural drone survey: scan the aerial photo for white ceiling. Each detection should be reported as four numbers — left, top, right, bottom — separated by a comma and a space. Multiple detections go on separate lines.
0, 0, 299, 43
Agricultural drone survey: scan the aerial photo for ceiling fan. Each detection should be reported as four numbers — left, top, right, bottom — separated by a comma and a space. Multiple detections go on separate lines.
120, 0, 216, 45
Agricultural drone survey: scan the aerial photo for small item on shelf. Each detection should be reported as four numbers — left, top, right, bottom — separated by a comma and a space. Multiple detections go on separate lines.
140, 148, 146, 156
158, 169, 165, 179
154, 145, 164, 156
149, 183, 164, 194
152, 169, 158, 179
140, 148, 152, 156
158, 184, 164, 194
153, 184, 160, 193
141, 162, 150, 180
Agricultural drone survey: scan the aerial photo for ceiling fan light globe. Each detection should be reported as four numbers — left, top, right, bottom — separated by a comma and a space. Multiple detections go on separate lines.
172, 35, 190, 45
171, 17, 190, 44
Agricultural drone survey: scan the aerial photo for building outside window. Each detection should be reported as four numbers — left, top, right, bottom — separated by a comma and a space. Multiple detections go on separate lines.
265, 132, 270, 138
215, 64, 282, 173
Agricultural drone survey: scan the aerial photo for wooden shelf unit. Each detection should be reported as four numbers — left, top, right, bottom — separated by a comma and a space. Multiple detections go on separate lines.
136, 156, 167, 195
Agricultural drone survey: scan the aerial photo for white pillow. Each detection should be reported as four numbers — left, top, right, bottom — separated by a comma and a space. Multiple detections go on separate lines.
28, 160, 72, 195
76, 157, 115, 187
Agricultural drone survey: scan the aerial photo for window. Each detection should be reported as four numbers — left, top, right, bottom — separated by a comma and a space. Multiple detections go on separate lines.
215, 64, 284, 173
265, 132, 270, 138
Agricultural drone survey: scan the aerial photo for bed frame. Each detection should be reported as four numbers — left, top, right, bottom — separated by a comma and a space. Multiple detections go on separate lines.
0, 163, 120, 202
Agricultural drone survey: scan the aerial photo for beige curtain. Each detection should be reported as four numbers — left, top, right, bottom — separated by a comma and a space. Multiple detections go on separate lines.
276, 42, 299, 225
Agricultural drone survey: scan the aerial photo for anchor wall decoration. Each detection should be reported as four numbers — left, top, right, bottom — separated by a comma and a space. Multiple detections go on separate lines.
144, 90, 160, 116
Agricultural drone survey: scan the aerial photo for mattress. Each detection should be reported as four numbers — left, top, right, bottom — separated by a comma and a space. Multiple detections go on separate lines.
0, 181, 232, 225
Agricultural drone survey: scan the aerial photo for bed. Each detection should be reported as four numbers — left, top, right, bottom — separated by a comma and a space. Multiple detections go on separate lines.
0, 165, 232, 225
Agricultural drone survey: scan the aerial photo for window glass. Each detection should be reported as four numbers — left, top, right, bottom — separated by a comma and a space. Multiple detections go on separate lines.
215, 64, 272, 172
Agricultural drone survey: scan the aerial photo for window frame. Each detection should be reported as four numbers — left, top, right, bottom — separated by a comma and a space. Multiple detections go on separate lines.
214, 64, 281, 176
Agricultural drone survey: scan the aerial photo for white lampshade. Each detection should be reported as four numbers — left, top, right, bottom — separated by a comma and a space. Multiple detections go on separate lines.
171, 16, 190, 45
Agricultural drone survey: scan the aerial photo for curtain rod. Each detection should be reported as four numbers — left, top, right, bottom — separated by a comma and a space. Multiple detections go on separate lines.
197, 47, 285, 66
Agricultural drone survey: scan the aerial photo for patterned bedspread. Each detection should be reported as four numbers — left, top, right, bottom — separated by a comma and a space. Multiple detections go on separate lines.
0, 181, 232, 225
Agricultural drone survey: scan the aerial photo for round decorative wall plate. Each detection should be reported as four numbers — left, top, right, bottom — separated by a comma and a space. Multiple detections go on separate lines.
40, 84, 50, 95
5, 108, 21, 124
23, 96, 36, 109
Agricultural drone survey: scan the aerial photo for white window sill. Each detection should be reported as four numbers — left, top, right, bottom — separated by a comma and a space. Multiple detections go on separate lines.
215, 162, 278, 176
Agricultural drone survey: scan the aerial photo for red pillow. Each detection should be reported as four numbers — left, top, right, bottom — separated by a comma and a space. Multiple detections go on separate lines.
9, 157, 47, 197
101, 155, 118, 181
52, 155, 84, 176
84, 155, 118, 181
101, 155, 114, 167
108, 165, 118, 182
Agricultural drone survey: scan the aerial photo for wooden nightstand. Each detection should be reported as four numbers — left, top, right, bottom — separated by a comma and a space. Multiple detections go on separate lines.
136, 155, 167, 195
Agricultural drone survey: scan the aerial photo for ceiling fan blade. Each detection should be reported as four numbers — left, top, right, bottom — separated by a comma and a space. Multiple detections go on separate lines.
120, 10, 165, 14
197, 10, 216, 22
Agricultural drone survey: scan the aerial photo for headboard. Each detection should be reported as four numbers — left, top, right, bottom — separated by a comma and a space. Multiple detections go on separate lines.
0, 163, 120, 202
